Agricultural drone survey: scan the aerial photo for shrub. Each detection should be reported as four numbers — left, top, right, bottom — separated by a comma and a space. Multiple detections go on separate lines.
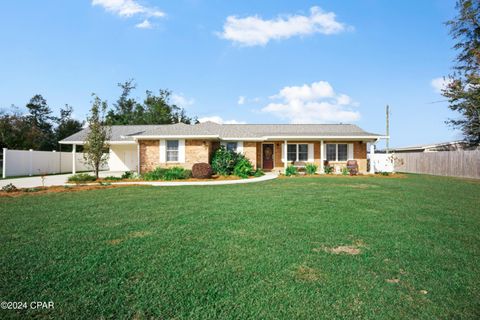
1, 183, 18, 192
341, 167, 349, 175
143, 167, 190, 181
143, 167, 168, 181
192, 163, 213, 179
379, 171, 390, 176
233, 157, 254, 178
253, 169, 265, 177
68, 173, 96, 183
285, 165, 298, 176
163, 167, 190, 181
324, 165, 334, 174
305, 163, 318, 175
22, 187, 41, 193
121, 171, 134, 179
211, 146, 238, 176
103, 176, 122, 181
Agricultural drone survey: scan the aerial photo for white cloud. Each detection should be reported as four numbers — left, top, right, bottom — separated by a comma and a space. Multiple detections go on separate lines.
261, 81, 360, 123
431, 77, 452, 93
237, 96, 246, 105
198, 116, 246, 124
219, 6, 351, 46
135, 19, 152, 29
92, 0, 165, 27
171, 93, 194, 107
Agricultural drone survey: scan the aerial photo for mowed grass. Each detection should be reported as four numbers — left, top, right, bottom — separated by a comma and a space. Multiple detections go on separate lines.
1, 175, 479, 319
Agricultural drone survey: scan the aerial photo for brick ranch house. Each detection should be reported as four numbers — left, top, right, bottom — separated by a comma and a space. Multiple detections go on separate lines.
60, 121, 386, 174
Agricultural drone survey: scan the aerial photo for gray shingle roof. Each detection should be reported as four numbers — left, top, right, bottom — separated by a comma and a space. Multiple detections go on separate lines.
60, 122, 383, 143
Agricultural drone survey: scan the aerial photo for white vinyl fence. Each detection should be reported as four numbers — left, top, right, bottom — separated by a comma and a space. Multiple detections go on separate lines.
2, 148, 108, 178
367, 153, 395, 173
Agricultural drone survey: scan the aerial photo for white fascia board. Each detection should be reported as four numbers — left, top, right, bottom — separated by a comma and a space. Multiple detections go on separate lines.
132, 135, 219, 140
59, 140, 137, 145
220, 138, 263, 141
262, 135, 387, 140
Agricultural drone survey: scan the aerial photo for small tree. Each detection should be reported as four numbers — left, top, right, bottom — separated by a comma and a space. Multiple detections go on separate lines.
83, 94, 110, 179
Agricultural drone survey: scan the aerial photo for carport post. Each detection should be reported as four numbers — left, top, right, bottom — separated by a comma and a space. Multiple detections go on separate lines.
284, 140, 288, 174
369, 143, 375, 174
72, 144, 76, 175
320, 140, 324, 174
2, 148, 6, 178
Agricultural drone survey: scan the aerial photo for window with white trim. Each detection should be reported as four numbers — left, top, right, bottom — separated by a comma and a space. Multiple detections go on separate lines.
287, 144, 308, 162
166, 140, 179, 162
226, 142, 238, 152
326, 143, 348, 161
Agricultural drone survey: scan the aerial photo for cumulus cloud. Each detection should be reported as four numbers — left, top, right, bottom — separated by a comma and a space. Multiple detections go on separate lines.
135, 19, 153, 29
237, 96, 246, 105
261, 81, 360, 123
219, 6, 351, 46
92, 0, 164, 28
431, 77, 452, 94
198, 116, 246, 124
171, 93, 194, 107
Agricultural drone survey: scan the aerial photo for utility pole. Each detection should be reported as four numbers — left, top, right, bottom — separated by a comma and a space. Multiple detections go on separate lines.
386, 105, 390, 154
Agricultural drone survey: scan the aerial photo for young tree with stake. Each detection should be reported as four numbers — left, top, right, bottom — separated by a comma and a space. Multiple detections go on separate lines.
83, 94, 110, 179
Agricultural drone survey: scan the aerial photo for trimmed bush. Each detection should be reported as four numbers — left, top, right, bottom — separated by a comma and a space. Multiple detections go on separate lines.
68, 173, 96, 183
211, 146, 238, 176
233, 157, 254, 178
192, 163, 213, 179
1, 183, 18, 192
305, 163, 318, 175
253, 169, 265, 177
285, 165, 298, 176
163, 167, 190, 181
324, 165, 334, 174
143, 167, 190, 181
103, 176, 122, 181
121, 171, 134, 179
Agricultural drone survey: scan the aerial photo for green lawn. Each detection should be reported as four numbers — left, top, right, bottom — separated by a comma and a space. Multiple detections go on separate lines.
1, 175, 479, 319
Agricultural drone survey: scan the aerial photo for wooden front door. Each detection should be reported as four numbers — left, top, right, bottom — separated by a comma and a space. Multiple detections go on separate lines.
262, 144, 274, 170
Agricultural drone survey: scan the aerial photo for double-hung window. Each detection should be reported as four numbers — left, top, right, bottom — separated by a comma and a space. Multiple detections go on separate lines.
287, 144, 309, 162
226, 142, 238, 152
326, 143, 348, 161
166, 140, 179, 162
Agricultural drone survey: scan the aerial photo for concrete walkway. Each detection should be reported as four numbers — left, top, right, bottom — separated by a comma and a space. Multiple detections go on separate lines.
0, 171, 278, 188
0, 171, 124, 189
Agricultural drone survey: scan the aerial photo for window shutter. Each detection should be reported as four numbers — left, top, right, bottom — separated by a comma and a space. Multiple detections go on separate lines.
281, 143, 285, 163
159, 140, 166, 163
348, 143, 354, 160
308, 144, 314, 162
178, 139, 185, 163
237, 141, 243, 154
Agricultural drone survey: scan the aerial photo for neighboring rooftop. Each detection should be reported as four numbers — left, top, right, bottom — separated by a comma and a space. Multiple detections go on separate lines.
378, 140, 478, 153
60, 122, 383, 143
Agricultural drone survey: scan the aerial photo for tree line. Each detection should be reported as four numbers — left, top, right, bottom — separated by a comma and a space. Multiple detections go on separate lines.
0, 80, 197, 151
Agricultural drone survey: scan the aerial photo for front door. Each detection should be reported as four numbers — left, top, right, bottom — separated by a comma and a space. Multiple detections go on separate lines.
262, 144, 274, 170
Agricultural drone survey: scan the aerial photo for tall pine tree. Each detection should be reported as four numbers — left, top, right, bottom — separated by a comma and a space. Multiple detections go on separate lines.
444, 0, 480, 145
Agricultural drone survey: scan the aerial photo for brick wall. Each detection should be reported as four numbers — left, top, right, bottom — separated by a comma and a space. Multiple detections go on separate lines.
139, 140, 159, 173
243, 142, 257, 169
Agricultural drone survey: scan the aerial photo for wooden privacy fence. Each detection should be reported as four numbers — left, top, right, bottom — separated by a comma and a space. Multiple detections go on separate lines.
394, 150, 480, 179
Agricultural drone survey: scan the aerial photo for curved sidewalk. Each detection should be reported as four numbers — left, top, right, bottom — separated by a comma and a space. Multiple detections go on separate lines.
82, 172, 278, 187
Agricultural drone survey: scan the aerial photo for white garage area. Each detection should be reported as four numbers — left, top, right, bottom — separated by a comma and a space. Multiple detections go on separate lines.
108, 143, 138, 172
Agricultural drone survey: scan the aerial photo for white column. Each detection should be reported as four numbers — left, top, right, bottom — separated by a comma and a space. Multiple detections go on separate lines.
320, 140, 324, 173
284, 139, 288, 173
29, 149, 33, 176
72, 144, 76, 174
137, 142, 140, 174
2, 148, 7, 178
369, 143, 375, 174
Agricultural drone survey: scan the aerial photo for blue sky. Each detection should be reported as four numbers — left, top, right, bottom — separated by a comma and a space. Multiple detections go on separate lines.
0, 0, 459, 148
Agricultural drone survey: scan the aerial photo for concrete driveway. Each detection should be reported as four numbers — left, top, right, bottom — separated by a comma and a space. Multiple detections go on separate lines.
0, 171, 123, 188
